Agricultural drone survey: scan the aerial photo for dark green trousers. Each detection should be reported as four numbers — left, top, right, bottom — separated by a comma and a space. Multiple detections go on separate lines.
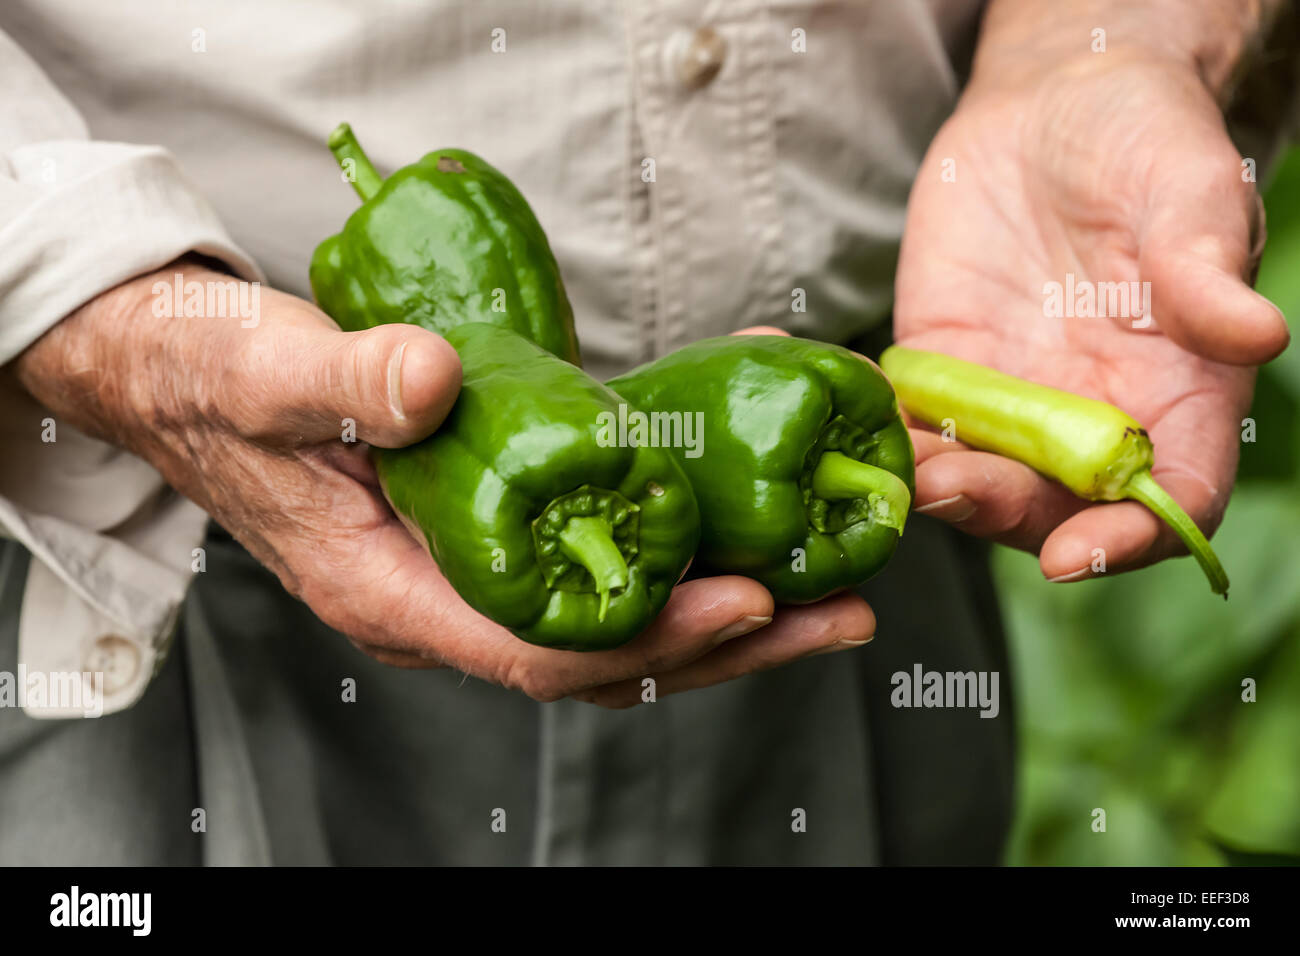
0, 515, 1013, 865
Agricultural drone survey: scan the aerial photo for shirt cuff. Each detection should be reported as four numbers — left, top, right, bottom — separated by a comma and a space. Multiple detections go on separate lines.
0, 139, 264, 365
0, 140, 262, 716
4, 492, 210, 718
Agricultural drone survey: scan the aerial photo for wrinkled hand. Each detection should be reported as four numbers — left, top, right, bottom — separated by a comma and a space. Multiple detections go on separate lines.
894, 50, 1289, 583
15, 263, 871, 706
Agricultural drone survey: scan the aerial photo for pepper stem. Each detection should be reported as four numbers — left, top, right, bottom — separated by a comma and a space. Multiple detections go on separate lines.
811, 451, 911, 534
557, 516, 629, 622
328, 122, 384, 203
1122, 470, 1229, 598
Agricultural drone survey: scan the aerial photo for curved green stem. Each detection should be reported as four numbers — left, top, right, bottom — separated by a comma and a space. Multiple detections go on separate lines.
558, 516, 629, 622
811, 451, 911, 534
1123, 469, 1229, 598
328, 122, 384, 203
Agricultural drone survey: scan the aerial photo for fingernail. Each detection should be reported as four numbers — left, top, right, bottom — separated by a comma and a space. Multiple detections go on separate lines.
387, 341, 408, 422
914, 493, 976, 522
810, 637, 874, 656
715, 615, 772, 642
1048, 567, 1092, 583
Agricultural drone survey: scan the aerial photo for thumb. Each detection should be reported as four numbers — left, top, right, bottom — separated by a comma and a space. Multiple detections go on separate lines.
235, 321, 462, 447
1139, 155, 1289, 365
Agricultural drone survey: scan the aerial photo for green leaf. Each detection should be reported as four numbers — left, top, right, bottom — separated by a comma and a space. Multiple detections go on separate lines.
1202, 630, 1300, 855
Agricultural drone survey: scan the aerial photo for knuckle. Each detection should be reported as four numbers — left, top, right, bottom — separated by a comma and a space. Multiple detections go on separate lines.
1000, 498, 1034, 538
805, 612, 840, 647
348, 325, 402, 399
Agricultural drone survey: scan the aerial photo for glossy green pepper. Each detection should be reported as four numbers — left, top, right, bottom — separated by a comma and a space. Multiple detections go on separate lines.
608, 335, 915, 604
309, 123, 581, 365
378, 322, 700, 650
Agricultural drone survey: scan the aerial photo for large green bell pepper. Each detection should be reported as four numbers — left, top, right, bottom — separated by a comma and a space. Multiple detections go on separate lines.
309, 123, 581, 365
378, 322, 700, 650
608, 335, 914, 604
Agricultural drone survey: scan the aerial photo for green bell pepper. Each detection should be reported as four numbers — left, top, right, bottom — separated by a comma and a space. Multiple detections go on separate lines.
309, 123, 581, 365
608, 335, 915, 604
378, 322, 700, 650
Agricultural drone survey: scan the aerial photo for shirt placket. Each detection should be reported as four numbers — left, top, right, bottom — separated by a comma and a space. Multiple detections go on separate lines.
628, 0, 787, 354
532, 0, 785, 867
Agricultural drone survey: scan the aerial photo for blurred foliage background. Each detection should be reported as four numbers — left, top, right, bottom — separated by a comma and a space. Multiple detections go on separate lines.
997, 149, 1300, 865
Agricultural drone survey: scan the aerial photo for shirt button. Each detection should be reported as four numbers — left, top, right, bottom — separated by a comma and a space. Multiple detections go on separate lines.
665, 26, 727, 91
83, 635, 142, 695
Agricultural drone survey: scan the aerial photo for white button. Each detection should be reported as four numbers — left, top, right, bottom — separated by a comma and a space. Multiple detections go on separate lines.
83, 635, 142, 695
664, 26, 727, 91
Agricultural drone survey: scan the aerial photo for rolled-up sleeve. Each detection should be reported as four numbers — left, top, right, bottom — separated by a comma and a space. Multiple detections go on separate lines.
0, 28, 260, 717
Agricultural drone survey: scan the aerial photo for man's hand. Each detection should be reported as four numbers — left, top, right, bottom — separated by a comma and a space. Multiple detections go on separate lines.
14, 262, 872, 706
893, 0, 1289, 583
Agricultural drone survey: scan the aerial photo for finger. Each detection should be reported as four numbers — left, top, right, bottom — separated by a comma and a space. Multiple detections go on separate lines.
297, 513, 777, 702
231, 320, 462, 447
289, 517, 526, 667
731, 326, 790, 336
574, 592, 875, 708
1039, 379, 1238, 582
912, 448, 1084, 552
1039, 469, 1224, 583
348, 639, 449, 670
496, 576, 777, 700
908, 426, 971, 465
1140, 149, 1289, 364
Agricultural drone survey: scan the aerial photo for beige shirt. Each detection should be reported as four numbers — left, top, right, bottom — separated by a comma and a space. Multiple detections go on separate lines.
0, 0, 984, 715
